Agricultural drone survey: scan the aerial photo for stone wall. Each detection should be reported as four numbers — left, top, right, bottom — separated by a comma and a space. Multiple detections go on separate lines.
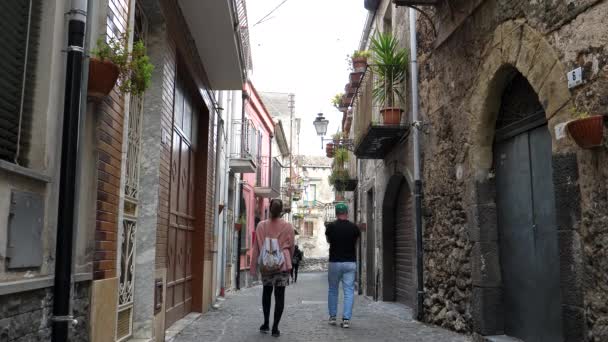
352, 0, 608, 340
414, 0, 608, 339
300, 258, 329, 273
0, 281, 90, 341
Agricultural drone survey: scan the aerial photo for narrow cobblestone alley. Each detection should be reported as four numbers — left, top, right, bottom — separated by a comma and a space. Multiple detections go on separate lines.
171, 273, 470, 342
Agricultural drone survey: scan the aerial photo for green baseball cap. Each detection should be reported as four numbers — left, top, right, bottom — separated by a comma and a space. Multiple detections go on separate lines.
335, 203, 348, 214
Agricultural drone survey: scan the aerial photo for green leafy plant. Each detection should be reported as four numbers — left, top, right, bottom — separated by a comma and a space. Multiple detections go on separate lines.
334, 147, 349, 166
92, 32, 154, 95
353, 50, 371, 59
571, 107, 590, 120
328, 169, 350, 186
370, 32, 409, 108
332, 131, 345, 141
332, 93, 344, 107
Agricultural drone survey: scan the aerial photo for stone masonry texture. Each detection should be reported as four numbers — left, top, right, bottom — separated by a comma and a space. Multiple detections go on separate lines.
353, 0, 608, 340
171, 272, 470, 342
0, 282, 90, 342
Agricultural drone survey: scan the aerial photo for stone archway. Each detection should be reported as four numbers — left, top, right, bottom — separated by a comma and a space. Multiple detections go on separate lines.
467, 21, 584, 341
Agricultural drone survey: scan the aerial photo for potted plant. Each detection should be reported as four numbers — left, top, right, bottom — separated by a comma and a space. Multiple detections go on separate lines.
349, 71, 364, 87
234, 215, 246, 231
334, 147, 349, 165
339, 95, 350, 112
326, 142, 335, 158
370, 32, 408, 125
335, 192, 345, 202
567, 108, 605, 149
352, 50, 371, 72
89, 32, 154, 100
345, 83, 355, 96
331, 93, 343, 109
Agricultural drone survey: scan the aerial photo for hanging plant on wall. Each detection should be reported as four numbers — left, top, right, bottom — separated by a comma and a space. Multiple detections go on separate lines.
566, 108, 605, 149
352, 50, 371, 72
89, 32, 154, 100
370, 32, 409, 125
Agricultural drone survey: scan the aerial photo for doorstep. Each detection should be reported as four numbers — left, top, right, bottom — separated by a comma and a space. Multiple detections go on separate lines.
473, 334, 524, 342
164, 313, 202, 342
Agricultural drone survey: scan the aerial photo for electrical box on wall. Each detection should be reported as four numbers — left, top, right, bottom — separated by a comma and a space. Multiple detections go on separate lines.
6, 191, 44, 269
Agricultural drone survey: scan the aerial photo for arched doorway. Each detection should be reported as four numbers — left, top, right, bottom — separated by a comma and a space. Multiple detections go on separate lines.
493, 69, 562, 341
382, 174, 415, 307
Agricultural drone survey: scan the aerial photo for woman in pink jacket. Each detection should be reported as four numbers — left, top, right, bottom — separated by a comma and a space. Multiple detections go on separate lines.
250, 198, 295, 337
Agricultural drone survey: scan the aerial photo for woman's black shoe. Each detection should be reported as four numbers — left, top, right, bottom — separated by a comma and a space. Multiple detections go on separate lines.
260, 324, 270, 334
271, 329, 280, 337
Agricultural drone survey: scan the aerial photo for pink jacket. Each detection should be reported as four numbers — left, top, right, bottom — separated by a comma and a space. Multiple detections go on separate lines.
250, 218, 295, 276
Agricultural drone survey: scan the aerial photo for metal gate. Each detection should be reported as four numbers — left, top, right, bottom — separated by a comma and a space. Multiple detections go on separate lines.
394, 184, 414, 306
166, 76, 198, 328
494, 71, 562, 342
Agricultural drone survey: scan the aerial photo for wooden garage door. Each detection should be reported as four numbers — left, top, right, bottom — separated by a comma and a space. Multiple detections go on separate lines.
394, 184, 414, 306
166, 76, 198, 328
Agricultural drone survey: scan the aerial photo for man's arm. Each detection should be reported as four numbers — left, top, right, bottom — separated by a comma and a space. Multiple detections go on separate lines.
325, 223, 332, 244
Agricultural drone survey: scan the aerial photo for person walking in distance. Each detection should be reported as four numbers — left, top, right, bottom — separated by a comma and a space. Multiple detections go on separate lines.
291, 245, 303, 283
251, 199, 295, 337
325, 203, 360, 328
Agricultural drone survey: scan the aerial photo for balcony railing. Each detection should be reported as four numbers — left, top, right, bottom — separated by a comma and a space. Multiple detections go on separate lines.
324, 203, 336, 223
229, 119, 258, 173
254, 156, 281, 198
350, 66, 410, 159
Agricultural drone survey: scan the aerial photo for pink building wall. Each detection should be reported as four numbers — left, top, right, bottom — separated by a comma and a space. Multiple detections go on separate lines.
240, 82, 274, 269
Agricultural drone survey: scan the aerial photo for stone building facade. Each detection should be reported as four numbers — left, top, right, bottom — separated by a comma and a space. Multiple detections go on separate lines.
344, 0, 608, 341
293, 156, 333, 262
0, 0, 250, 341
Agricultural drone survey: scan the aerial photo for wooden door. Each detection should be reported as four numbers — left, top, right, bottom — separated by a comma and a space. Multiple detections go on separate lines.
166, 76, 198, 328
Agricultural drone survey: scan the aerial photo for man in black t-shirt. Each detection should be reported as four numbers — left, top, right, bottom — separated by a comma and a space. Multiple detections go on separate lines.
325, 203, 360, 329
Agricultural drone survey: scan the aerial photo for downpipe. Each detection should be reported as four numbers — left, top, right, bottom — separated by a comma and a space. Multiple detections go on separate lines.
409, 7, 425, 321
52, 0, 87, 340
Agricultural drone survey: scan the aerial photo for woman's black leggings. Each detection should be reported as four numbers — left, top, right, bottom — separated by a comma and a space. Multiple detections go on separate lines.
262, 285, 286, 329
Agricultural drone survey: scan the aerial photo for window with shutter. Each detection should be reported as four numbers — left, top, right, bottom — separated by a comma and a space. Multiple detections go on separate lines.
0, 0, 42, 166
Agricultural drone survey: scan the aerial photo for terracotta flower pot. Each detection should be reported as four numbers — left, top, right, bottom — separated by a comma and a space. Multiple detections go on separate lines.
326, 143, 335, 158
349, 72, 364, 86
567, 115, 605, 148
234, 223, 243, 231
88, 58, 120, 100
345, 82, 356, 96
335, 194, 345, 202
380, 107, 404, 125
352, 57, 368, 72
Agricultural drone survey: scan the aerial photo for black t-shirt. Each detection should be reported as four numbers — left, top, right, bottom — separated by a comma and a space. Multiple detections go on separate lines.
325, 219, 360, 262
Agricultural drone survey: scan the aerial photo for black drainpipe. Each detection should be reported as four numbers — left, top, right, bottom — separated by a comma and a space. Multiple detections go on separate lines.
52, 0, 87, 341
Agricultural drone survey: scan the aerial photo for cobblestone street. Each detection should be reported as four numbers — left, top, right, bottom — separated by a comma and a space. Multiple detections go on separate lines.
171, 273, 470, 342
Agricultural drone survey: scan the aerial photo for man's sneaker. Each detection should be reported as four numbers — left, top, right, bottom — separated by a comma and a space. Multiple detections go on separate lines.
259, 324, 270, 334
341, 319, 350, 328
328, 316, 337, 326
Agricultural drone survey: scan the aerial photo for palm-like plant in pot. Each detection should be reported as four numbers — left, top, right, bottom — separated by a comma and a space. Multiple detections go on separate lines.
370, 32, 409, 125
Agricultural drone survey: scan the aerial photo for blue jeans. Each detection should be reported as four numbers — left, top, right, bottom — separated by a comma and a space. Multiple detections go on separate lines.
328, 262, 357, 320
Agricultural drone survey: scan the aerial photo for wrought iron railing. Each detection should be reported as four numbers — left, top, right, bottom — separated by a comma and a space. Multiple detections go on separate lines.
324, 202, 336, 223
230, 119, 259, 161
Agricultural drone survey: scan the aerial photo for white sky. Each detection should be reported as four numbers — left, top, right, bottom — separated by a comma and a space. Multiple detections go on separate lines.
247, 0, 368, 156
